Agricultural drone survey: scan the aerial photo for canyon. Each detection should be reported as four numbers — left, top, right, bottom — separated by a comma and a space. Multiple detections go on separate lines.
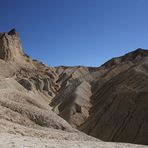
0, 29, 147, 147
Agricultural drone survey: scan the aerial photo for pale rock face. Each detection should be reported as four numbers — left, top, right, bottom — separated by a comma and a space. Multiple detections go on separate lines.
0, 29, 23, 61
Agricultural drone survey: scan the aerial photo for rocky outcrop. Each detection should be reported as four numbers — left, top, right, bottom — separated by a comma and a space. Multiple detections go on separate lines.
0, 29, 76, 137
0, 29, 148, 147
0, 29, 23, 61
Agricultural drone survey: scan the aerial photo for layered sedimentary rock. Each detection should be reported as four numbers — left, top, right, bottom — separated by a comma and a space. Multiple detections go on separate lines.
0, 29, 25, 62
0, 29, 147, 147
80, 49, 148, 145
0, 29, 88, 139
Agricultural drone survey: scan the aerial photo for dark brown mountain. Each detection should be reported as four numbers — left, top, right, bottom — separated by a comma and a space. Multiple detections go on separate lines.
80, 49, 148, 145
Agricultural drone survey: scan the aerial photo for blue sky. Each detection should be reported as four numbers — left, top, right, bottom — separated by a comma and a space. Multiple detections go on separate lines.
0, 0, 148, 66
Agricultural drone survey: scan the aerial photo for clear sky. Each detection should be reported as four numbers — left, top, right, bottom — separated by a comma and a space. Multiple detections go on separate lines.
0, 0, 148, 66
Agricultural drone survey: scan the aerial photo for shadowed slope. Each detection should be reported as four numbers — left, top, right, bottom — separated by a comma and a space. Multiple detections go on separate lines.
80, 51, 148, 145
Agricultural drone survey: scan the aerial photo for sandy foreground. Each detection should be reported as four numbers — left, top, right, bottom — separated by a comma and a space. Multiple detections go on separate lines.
0, 133, 146, 148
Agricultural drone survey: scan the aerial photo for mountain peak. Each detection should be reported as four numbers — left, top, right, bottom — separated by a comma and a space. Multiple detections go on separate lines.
134, 48, 145, 51
101, 48, 148, 69
128, 48, 148, 55
0, 29, 23, 61
122, 48, 148, 61
8, 28, 18, 36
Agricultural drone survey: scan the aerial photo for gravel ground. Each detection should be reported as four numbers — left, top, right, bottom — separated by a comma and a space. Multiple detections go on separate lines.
0, 133, 147, 148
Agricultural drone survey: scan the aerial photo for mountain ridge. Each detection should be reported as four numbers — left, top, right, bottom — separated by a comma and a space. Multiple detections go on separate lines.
0, 29, 147, 147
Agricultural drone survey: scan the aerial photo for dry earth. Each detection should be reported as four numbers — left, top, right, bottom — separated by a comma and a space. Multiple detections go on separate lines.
0, 29, 147, 147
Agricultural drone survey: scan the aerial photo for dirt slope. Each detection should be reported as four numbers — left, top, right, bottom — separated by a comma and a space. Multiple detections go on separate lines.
0, 29, 147, 147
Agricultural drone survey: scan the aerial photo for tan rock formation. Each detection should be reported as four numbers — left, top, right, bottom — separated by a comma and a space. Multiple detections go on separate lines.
0, 29, 147, 147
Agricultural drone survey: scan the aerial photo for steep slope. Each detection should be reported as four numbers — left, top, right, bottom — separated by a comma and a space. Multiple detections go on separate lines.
80, 49, 148, 145
50, 49, 148, 131
49, 48, 148, 145
50, 66, 98, 127
0, 29, 147, 147
0, 30, 74, 132
0, 29, 100, 144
